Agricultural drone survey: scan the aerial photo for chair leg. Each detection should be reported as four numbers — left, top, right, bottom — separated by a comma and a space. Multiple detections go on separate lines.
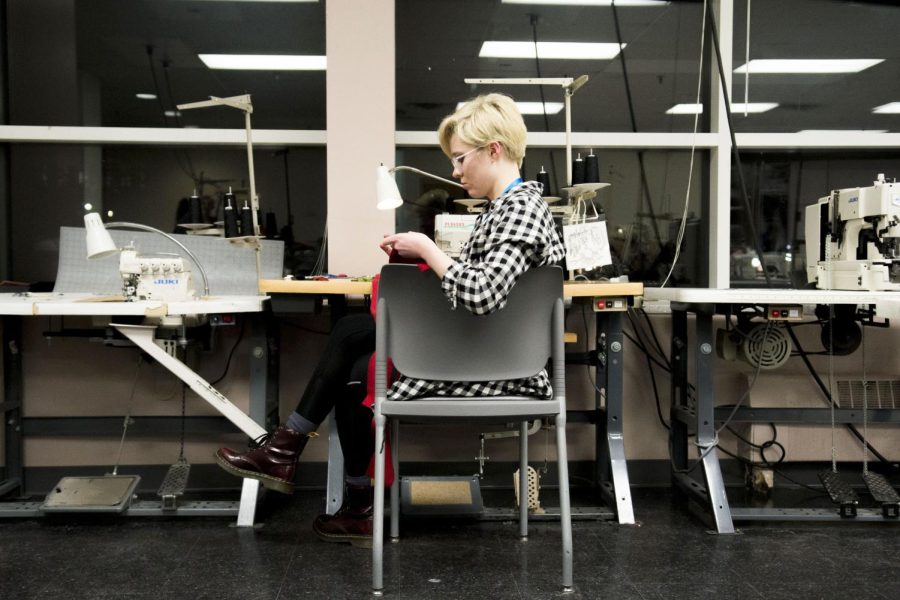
556, 414, 574, 592
519, 421, 528, 540
372, 413, 386, 595
390, 419, 400, 540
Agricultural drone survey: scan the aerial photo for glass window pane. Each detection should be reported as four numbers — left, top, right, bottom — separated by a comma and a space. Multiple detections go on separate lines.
396, 0, 707, 133
731, 0, 900, 133
8, 143, 325, 283
729, 152, 900, 288
7, 0, 325, 129
396, 146, 708, 287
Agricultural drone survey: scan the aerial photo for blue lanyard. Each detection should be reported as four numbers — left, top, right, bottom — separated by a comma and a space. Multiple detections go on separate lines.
501, 177, 523, 196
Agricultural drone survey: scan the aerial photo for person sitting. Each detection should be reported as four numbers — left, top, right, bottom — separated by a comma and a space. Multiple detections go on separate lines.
215, 92, 566, 545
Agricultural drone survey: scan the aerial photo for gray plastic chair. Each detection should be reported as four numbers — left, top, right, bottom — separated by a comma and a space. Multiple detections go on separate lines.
372, 264, 573, 595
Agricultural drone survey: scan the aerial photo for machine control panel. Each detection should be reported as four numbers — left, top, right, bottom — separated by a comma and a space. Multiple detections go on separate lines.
765, 304, 803, 320
593, 296, 628, 312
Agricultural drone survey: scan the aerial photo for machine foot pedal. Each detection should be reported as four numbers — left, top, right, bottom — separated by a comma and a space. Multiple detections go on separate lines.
514, 466, 545, 514
400, 476, 483, 516
157, 458, 191, 510
862, 472, 900, 518
41, 475, 140, 513
819, 471, 859, 518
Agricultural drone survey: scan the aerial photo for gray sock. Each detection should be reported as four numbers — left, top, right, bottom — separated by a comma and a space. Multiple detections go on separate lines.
285, 412, 317, 435
345, 474, 371, 487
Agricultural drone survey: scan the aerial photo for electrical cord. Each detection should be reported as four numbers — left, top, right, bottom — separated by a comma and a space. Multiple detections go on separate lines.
703, 0, 772, 285
722, 423, 824, 493
279, 320, 331, 335
161, 59, 198, 181
210, 318, 246, 387
659, 0, 706, 287
144, 46, 196, 185
785, 324, 895, 468
611, 1, 663, 251
529, 15, 561, 194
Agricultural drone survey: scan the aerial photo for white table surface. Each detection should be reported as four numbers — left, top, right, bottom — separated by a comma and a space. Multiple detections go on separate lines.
0, 293, 268, 316
643, 287, 900, 305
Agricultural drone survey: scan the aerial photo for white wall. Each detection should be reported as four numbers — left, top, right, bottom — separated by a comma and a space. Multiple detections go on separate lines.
325, 0, 397, 276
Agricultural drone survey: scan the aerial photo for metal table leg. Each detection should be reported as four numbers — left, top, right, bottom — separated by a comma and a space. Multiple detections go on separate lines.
1, 316, 24, 499
694, 310, 734, 533
598, 311, 634, 524
116, 323, 268, 526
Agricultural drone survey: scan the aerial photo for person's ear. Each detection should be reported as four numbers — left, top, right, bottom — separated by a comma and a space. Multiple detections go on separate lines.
488, 141, 503, 161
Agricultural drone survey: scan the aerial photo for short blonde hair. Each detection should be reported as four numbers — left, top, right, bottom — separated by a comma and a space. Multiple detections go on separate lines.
438, 93, 527, 167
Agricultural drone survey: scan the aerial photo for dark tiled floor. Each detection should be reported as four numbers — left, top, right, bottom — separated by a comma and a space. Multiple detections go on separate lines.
2, 488, 900, 599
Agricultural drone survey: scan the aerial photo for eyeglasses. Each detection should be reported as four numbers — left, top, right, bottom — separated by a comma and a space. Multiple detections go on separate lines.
449, 145, 486, 170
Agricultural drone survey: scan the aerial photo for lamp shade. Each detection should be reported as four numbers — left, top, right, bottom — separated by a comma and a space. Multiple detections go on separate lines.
375, 165, 403, 210
83, 212, 119, 259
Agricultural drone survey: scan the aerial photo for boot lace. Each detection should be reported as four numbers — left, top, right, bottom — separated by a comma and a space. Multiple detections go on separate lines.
247, 430, 317, 449
248, 432, 272, 449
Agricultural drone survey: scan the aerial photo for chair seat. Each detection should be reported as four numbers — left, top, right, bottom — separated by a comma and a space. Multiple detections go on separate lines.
380, 397, 561, 419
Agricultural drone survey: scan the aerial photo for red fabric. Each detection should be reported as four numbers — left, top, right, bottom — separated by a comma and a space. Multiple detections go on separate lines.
364, 254, 431, 485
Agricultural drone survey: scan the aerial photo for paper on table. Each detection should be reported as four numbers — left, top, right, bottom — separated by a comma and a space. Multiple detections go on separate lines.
563, 221, 612, 271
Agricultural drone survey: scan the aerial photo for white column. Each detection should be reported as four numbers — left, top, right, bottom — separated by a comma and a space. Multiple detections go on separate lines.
708, 0, 733, 288
326, 0, 396, 275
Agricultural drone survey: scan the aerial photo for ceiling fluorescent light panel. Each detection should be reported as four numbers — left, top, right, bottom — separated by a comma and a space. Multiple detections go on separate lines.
187, 1, 318, 3
666, 103, 778, 114
799, 130, 888, 134
198, 54, 326, 70
502, 1, 668, 6
734, 59, 883, 74
479, 41, 623, 60
873, 102, 900, 114
456, 101, 564, 115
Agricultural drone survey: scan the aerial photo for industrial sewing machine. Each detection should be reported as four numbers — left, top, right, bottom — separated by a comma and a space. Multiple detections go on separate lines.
805, 174, 900, 291
118, 248, 195, 302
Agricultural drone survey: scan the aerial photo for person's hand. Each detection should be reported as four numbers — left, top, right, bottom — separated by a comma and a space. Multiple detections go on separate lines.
380, 234, 394, 256
379, 232, 436, 259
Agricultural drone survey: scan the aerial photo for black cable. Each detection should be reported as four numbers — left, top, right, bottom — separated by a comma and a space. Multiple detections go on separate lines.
279, 319, 330, 336
145, 45, 196, 185
161, 59, 198, 180
210, 318, 246, 386
611, 1, 663, 252
785, 324, 895, 468
578, 304, 604, 395
703, 1, 772, 285
623, 330, 670, 374
529, 15, 560, 193
145, 46, 170, 127
632, 308, 671, 369
723, 423, 825, 493
644, 339, 669, 430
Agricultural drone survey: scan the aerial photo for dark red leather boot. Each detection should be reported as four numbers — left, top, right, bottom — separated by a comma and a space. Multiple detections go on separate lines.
215, 427, 314, 494
312, 483, 374, 547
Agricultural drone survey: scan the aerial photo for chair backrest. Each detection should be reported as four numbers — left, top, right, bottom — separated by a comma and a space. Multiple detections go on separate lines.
376, 264, 563, 382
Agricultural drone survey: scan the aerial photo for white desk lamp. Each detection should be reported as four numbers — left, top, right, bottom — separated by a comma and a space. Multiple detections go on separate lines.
376, 164, 469, 210
84, 212, 211, 299
176, 94, 260, 237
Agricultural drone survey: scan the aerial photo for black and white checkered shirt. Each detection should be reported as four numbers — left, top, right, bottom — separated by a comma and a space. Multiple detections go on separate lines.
388, 180, 566, 401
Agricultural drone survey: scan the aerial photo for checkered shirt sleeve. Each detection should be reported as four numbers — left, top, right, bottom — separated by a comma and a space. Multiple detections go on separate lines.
388, 180, 566, 402
440, 181, 566, 315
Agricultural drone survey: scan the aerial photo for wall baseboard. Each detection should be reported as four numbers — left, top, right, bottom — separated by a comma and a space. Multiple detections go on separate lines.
4, 459, 893, 498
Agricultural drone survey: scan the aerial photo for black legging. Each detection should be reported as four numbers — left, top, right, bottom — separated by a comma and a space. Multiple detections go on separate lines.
294, 314, 376, 477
